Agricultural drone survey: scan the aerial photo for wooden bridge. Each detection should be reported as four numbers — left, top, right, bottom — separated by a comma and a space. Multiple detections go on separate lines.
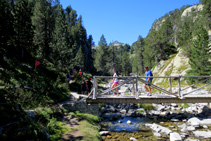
86, 76, 211, 104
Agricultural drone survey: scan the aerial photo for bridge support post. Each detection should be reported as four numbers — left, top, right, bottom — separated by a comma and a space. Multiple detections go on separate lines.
132, 79, 135, 96
93, 76, 97, 99
178, 76, 182, 98
136, 76, 139, 99
169, 77, 172, 92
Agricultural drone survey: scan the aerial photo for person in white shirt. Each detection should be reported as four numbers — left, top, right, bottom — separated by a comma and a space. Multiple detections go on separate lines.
111, 68, 119, 96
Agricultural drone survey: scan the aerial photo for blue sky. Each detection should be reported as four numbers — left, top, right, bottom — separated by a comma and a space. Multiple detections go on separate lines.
60, 0, 200, 45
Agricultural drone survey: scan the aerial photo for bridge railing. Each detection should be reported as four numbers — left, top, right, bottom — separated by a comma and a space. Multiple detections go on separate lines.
88, 75, 211, 99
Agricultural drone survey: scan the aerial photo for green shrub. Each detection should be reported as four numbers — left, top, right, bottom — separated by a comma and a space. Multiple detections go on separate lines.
138, 104, 154, 111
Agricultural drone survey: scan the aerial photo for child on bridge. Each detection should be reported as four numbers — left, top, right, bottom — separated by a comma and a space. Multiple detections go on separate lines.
111, 68, 119, 96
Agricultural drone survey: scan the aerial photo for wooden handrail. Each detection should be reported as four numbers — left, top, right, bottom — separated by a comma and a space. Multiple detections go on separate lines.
95, 75, 211, 79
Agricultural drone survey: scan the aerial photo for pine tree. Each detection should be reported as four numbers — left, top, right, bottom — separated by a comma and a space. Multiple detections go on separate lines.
75, 46, 85, 69
86, 35, 94, 72
50, 4, 69, 67
121, 51, 131, 76
94, 35, 109, 74
0, 0, 14, 57
132, 36, 145, 75
32, 0, 52, 59
201, 0, 211, 29
13, 0, 34, 58
187, 26, 211, 83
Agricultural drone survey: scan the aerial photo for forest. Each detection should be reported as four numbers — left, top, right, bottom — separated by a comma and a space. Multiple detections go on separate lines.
0, 0, 211, 140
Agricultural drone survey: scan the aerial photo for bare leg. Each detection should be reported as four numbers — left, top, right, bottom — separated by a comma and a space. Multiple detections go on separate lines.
115, 84, 119, 95
111, 84, 115, 95
148, 85, 152, 94
144, 84, 149, 92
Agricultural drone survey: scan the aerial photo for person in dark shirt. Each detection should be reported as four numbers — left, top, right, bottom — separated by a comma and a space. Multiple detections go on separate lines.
86, 77, 93, 95
81, 80, 86, 94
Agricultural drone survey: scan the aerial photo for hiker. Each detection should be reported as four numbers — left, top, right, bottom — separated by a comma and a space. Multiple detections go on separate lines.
111, 68, 119, 96
73, 69, 77, 76
144, 66, 153, 96
81, 80, 86, 94
79, 69, 83, 77
86, 77, 93, 95
66, 73, 70, 82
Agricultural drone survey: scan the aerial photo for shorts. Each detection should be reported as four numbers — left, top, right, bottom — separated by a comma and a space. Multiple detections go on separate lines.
87, 88, 91, 93
114, 82, 119, 85
145, 80, 152, 86
82, 88, 86, 91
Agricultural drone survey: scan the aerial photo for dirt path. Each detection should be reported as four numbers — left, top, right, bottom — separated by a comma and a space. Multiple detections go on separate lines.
60, 92, 84, 141
61, 114, 83, 141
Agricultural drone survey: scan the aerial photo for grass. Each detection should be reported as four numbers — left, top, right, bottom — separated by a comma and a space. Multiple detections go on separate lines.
164, 64, 174, 76
138, 104, 154, 111
179, 103, 189, 108
124, 92, 131, 95
177, 65, 189, 73
34, 107, 70, 141
78, 120, 100, 141
138, 109, 144, 113
160, 54, 176, 74
69, 111, 100, 125
68, 111, 100, 141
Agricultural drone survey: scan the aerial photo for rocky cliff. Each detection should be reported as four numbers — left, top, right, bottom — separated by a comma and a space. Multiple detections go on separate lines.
151, 4, 211, 83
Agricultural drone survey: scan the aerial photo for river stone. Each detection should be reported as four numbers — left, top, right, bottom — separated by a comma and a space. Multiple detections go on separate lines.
127, 120, 132, 124
109, 106, 116, 112
181, 127, 188, 132
200, 106, 211, 116
25, 110, 36, 120
130, 137, 137, 141
187, 126, 195, 131
118, 120, 123, 123
171, 103, 178, 107
178, 123, 187, 129
148, 123, 173, 135
128, 109, 136, 116
199, 119, 211, 125
170, 132, 182, 141
185, 139, 200, 141
160, 111, 169, 116
187, 117, 200, 127
120, 109, 127, 115
156, 105, 165, 111
203, 125, 208, 129
171, 119, 179, 122
193, 131, 211, 138
180, 133, 188, 138
153, 132, 161, 138
101, 107, 107, 113
100, 131, 110, 136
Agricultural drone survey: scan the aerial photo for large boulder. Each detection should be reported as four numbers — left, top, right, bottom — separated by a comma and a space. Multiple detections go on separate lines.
170, 132, 182, 141
146, 123, 172, 135
155, 105, 165, 111
100, 131, 110, 136
127, 109, 136, 116
187, 117, 200, 127
200, 106, 211, 116
120, 109, 127, 115
193, 131, 211, 139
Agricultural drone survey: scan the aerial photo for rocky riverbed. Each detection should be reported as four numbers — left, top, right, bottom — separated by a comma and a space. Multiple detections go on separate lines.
99, 102, 211, 141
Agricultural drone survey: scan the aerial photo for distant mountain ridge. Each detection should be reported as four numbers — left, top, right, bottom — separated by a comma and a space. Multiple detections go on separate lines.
92, 40, 125, 49
112, 41, 125, 46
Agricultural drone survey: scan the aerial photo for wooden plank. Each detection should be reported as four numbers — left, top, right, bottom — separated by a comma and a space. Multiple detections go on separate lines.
95, 75, 211, 79
87, 94, 211, 104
